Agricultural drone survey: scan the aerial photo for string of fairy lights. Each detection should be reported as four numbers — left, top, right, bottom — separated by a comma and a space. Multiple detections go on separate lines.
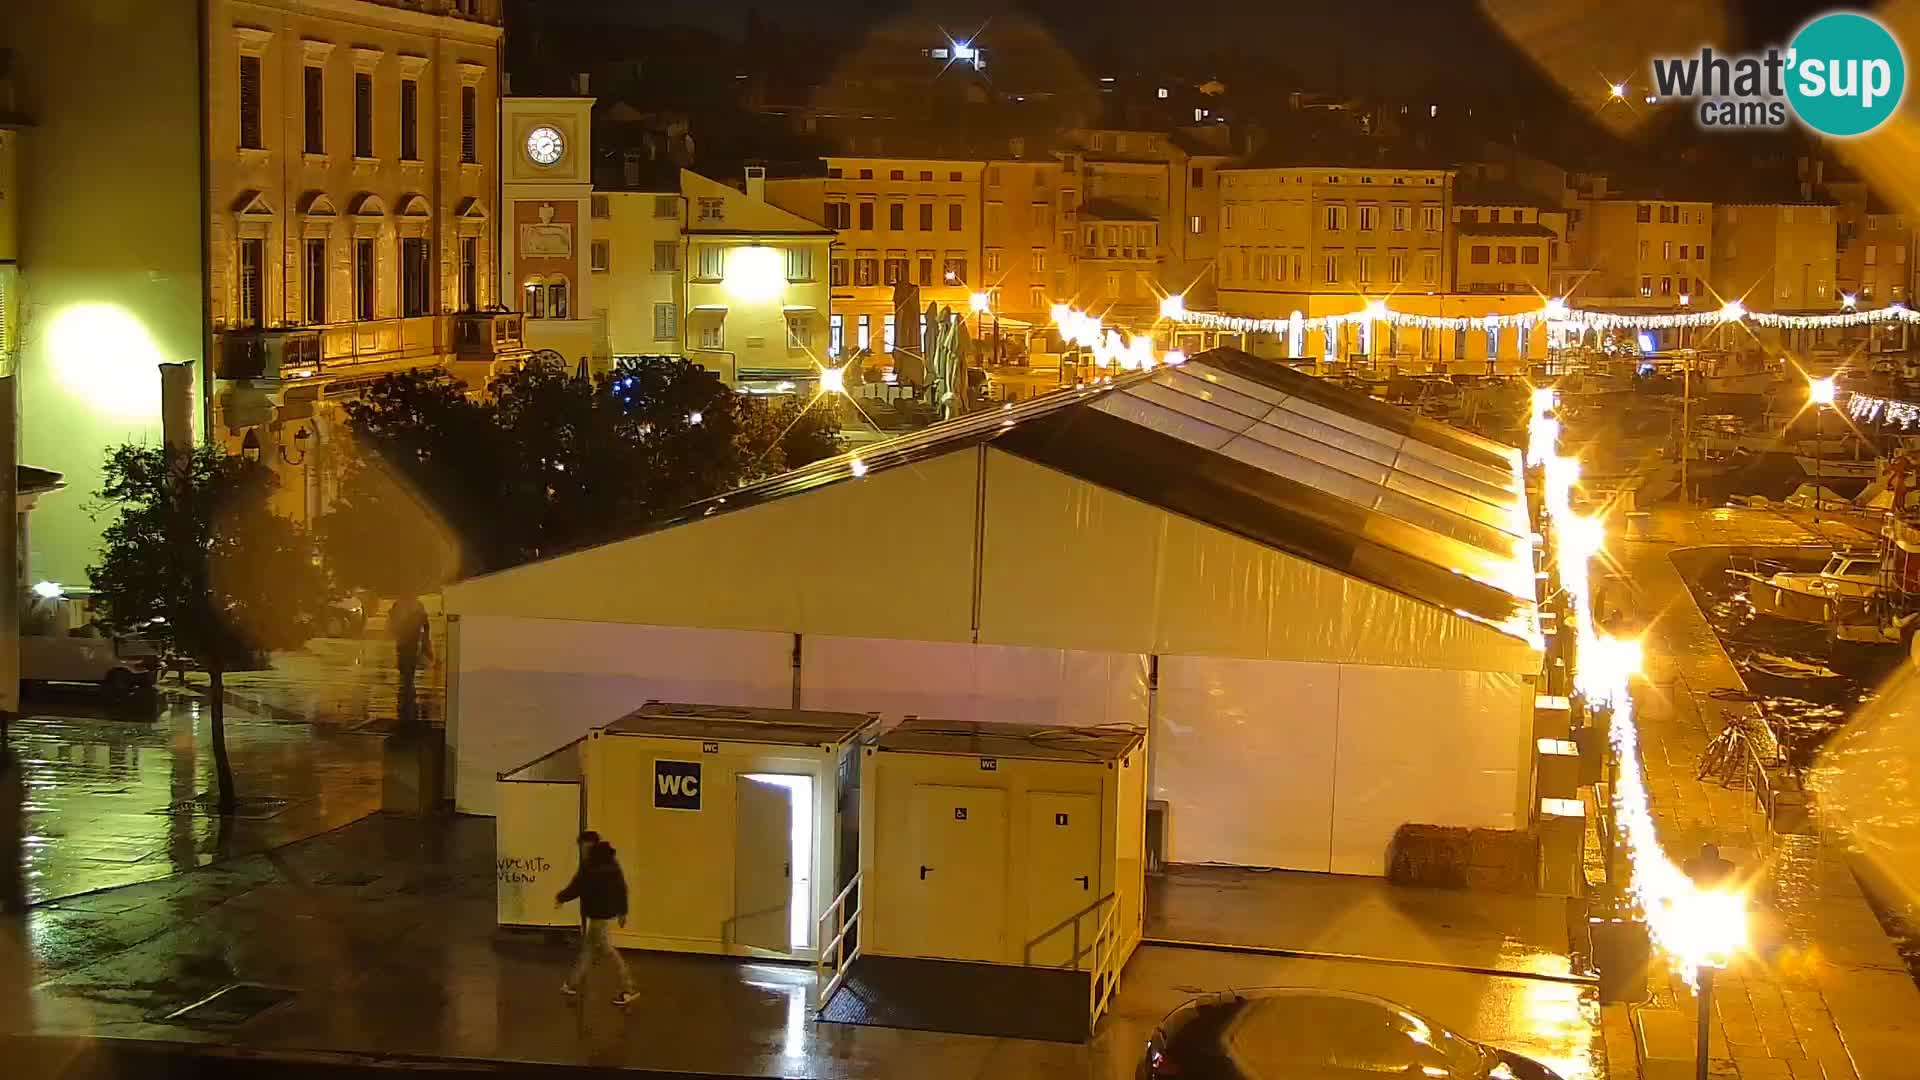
1164, 295, 1920, 335
1529, 389, 1747, 989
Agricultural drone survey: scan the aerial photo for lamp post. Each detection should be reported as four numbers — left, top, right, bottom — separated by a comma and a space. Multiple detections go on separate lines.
1809, 376, 1836, 523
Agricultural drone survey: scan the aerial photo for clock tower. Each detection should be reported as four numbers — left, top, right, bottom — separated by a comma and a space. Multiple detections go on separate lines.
501, 89, 595, 365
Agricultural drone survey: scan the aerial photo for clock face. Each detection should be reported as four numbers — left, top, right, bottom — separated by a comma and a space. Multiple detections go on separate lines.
525, 125, 564, 166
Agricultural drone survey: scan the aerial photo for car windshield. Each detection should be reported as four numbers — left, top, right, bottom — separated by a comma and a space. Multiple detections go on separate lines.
1212, 992, 1496, 1077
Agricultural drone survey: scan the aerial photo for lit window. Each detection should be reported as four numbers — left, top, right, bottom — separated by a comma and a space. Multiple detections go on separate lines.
788, 314, 812, 349
1157, 87, 1168, 99
883, 313, 895, 351
829, 313, 843, 356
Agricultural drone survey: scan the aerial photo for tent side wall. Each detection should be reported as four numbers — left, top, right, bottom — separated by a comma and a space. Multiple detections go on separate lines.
449, 616, 793, 815
797, 635, 1149, 728
442, 449, 983, 640
977, 450, 1539, 674
1154, 655, 1536, 875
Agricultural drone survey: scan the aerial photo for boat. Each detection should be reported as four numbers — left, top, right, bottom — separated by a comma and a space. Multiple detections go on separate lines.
1727, 551, 1880, 624
1697, 352, 1783, 396
1740, 651, 1850, 702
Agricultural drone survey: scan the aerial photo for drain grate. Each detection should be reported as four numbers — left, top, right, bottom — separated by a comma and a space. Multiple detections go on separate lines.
164, 982, 299, 1027
152, 794, 291, 820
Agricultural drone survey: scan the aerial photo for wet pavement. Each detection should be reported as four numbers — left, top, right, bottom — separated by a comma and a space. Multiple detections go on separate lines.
14, 686, 382, 905
16, 814, 1604, 1080
1615, 505, 1920, 1080
1146, 863, 1578, 980
175, 638, 445, 732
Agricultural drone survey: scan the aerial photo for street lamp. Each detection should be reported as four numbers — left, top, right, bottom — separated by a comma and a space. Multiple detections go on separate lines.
1809, 376, 1836, 523
969, 291, 997, 365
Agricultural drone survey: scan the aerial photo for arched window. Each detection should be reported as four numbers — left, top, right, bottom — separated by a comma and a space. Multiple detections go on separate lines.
522, 276, 546, 319
546, 277, 569, 320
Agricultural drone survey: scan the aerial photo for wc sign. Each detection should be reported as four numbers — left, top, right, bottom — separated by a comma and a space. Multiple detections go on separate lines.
654, 759, 702, 810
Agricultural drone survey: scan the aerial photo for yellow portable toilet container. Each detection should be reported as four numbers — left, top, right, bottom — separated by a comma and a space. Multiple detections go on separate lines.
826, 718, 1147, 1037
584, 701, 877, 960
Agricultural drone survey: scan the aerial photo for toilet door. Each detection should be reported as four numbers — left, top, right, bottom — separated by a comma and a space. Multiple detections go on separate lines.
733, 776, 793, 953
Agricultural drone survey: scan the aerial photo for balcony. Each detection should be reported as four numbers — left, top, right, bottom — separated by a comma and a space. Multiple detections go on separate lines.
216, 314, 486, 382
1080, 246, 1155, 262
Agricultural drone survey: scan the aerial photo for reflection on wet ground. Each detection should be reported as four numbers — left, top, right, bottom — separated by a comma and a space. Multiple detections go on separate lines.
26, 816, 1602, 1080
16, 687, 382, 905
1685, 554, 1920, 979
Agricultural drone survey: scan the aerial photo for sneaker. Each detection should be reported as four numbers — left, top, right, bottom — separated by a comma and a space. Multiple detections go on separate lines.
614, 991, 640, 1006
561, 983, 579, 997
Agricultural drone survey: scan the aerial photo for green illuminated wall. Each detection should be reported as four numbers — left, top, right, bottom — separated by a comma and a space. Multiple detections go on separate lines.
3, 0, 206, 586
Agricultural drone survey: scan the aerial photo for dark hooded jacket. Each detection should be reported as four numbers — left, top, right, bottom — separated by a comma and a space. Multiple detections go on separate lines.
557, 842, 629, 920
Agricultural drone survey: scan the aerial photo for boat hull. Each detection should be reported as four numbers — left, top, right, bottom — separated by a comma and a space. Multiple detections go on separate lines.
1743, 576, 1875, 624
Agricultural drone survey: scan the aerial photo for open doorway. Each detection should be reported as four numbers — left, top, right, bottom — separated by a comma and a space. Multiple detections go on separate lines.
738, 773, 815, 953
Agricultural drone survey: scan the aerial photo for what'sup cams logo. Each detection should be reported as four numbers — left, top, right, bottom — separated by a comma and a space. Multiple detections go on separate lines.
1650, 11, 1906, 136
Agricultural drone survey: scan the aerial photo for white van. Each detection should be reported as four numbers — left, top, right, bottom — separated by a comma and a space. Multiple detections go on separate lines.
21, 589, 159, 695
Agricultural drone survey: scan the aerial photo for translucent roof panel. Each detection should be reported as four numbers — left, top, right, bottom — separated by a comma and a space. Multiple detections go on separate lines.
1092, 361, 1531, 591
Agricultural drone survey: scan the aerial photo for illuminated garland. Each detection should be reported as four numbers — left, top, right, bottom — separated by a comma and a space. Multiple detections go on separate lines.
1175, 297, 1914, 335
1849, 391, 1920, 429
1530, 390, 1747, 990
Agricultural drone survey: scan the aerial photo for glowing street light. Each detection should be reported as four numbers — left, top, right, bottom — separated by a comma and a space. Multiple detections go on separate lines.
31, 580, 63, 600
1809, 376, 1836, 521
1717, 299, 1746, 321
1842, 292, 1859, 311
1609, 82, 1628, 100
1159, 293, 1187, 320
818, 366, 846, 395
968, 291, 992, 314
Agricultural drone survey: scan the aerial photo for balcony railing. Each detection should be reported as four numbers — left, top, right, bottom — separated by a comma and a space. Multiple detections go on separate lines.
1080, 246, 1154, 261
216, 312, 522, 381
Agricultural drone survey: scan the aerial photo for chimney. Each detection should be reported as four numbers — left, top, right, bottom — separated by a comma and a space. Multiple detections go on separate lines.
745, 164, 766, 203
575, 72, 590, 96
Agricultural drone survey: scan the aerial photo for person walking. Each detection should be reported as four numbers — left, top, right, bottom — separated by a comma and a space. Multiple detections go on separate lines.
556, 837, 638, 1005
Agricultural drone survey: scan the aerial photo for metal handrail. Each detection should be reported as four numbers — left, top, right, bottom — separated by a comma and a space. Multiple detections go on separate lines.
1023, 891, 1117, 968
1087, 898, 1121, 1034
815, 872, 862, 1009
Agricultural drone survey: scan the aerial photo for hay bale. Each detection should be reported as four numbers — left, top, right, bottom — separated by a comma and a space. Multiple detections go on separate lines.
1390, 824, 1538, 892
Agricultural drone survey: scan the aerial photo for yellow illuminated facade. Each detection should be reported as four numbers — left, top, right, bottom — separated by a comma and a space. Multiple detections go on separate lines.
206, 0, 509, 527
1568, 197, 1713, 308
4, 2, 209, 586
1214, 164, 1543, 369
1711, 202, 1839, 356
598, 169, 833, 386
766, 157, 985, 369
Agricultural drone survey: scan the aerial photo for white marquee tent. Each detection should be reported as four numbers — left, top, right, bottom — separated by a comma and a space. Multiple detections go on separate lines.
444, 349, 1542, 875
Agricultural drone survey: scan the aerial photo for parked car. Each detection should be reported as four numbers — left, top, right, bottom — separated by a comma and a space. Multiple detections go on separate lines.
1140, 988, 1564, 1079
21, 589, 159, 696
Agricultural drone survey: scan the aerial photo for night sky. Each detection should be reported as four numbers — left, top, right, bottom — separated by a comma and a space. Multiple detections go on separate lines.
518, 0, 1849, 95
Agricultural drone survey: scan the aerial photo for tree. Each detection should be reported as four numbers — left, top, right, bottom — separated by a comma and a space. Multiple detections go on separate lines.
320, 358, 848, 595
735, 394, 845, 483
89, 444, 331, 814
